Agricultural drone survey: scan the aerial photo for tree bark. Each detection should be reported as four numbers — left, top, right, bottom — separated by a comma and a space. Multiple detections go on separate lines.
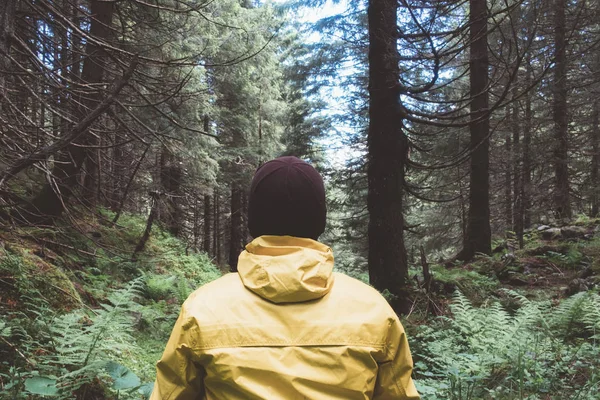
0, 0, 17, 114
214, 190, 221, 264
457, 0, 491, 260
591, 99, 599, 217
203, 194, 212, 254
552, 0, 571, 220
367, 0, 410, 314
505, 124, 513, 230
158, 145, 183, 237
132, 192, 160, 261
112, 144, 149, 224
522, 61, 533, 230
512, 83, 524, 244
228, 185, 243, 272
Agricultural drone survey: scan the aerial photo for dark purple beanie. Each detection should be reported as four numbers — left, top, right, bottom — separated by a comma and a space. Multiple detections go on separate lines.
248, 156, 326, 240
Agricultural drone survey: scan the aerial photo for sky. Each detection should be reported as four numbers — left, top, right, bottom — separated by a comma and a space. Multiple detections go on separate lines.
280, 0, 360, 167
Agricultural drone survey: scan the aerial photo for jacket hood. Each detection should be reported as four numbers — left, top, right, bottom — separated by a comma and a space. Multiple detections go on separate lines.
237, 236, 334, 303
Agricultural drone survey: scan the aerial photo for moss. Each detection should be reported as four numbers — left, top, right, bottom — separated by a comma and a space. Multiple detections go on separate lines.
0, 246, 82, 311
430, 261, 500, 304
579, 238, 600, 274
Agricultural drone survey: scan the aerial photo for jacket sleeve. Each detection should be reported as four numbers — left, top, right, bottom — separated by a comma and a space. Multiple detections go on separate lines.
373, 315, 420, 400
150, 305, 205, 400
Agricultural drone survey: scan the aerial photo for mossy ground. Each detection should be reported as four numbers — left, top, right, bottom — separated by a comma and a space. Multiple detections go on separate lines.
0, 209, 222, 398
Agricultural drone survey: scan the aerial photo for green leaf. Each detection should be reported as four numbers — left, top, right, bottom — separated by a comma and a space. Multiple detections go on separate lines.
138, 382, 154, 399
24, 376, 59, 396
105, 361, 141, 390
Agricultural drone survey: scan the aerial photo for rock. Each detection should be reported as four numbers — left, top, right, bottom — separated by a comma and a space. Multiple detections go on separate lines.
508, 274, 529, 286
537, 225, 551, 231
585, 276, 597, 289
561, 226, 589, 239
492, 242, 507, 253
541, 228, 562, 240
501, 253, 516, 264
524, 244, 569, 257
565, 278, 589, 296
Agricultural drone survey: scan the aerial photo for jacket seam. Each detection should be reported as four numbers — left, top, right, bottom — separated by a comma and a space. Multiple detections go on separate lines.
191, 341, 386, 350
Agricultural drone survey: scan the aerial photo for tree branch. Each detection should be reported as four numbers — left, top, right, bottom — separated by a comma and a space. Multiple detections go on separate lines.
0, 59, 138, 188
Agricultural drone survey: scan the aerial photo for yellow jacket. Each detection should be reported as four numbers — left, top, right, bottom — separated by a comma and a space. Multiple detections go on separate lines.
150, 236, 420, 400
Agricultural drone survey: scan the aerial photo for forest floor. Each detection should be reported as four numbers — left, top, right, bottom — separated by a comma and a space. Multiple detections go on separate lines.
407, 217, 600, 399
420, 219, 600, 309
1, 210, 600, 399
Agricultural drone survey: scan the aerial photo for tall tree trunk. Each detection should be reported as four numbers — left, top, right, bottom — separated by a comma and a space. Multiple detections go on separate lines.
23, 0, 115, 223
242, 189, 249, 244
0, 0, 17, 114
522, 61, 533, 230
193, 197, 200, 249
112, 144, 149, 224
591, 99, 599, 217
512, 84, 524, 244
214, 190, 221, 264
110, 132, 125, 211
505, 124, 513, 230
367, 0, 410, 314
203, 194, 212, 254
552, 0, 571, 220
132, 192, 160, 261
228, 185, 243, 272
158, 146, 183, 236
458, 0, 491, 260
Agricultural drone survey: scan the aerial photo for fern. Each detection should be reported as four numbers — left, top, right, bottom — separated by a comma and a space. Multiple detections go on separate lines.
414, 290, 600, 399
1, 278, 144, 398
47, 278, 143, 397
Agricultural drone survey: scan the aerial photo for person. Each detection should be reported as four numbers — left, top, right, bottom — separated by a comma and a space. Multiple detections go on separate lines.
150, 156, 420, 400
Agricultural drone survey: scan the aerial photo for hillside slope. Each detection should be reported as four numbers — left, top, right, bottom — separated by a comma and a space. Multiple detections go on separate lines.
0, 210, 221, 399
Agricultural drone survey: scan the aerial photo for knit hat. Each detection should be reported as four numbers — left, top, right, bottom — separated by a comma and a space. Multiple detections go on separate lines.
248, 156, 326, 240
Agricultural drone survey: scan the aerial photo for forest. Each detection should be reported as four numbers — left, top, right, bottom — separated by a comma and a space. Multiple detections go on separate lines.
1, 0, 600, 398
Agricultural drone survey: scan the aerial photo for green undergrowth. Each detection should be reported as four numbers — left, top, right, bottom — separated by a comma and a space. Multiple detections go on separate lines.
412, 290, 600, 400
406, 218, 600, 399
0, 209, 222, 399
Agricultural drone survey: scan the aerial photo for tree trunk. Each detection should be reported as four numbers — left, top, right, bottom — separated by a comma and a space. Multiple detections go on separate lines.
228, 185, 243, 272
214, 190, 221, 264
132, 192, 159, 261
458, 0, 491, 260
203, 194, 212, 253
158, 146, 183, 237
23, 0, 114, 223
367, 0, 410, 314
193, 197, 200, 250
242, 189, 249, 243
0, 0, 17, 114
505, 125, 513, 230
522, 61, 533, 230
512, 84, 524, 244
591, 99, 599, 217
112, 145, 149, 224
552, 0, 571, 220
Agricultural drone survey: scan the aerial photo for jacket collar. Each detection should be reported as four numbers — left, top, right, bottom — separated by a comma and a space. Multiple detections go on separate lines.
237, 236, 334, 303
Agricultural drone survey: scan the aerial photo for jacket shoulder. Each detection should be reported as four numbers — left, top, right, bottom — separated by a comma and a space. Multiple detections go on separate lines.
182, 273, 243, 309
329, 272, 397, 317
